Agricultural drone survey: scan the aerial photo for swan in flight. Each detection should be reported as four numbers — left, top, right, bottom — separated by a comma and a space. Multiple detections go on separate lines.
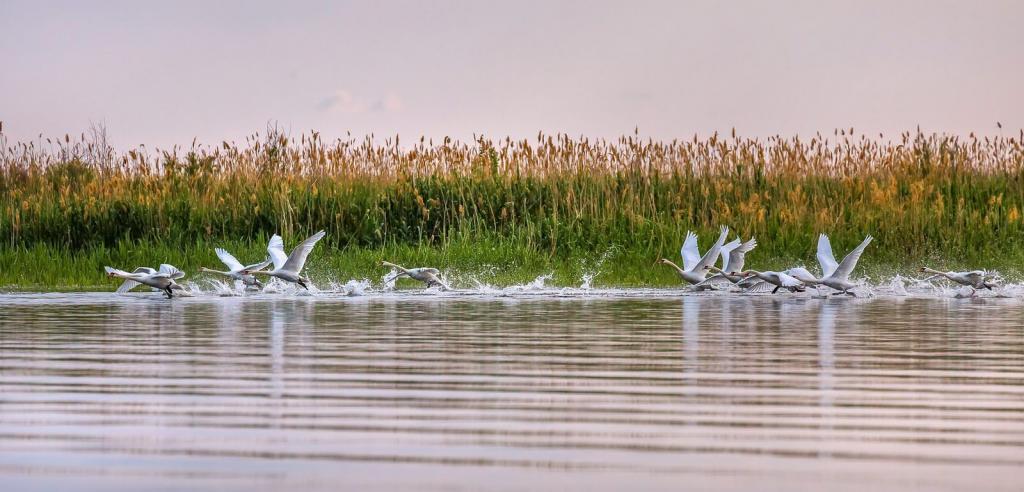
104, 264, 186, 298
734, 269, 806, 294
919, 268, 995, 290
243, 230, 326, 290
658, 226, 730, 286
200, 248, 272, 288
381, 261, 450, 290
702, 236, 758, 288
786, 234, 873, 295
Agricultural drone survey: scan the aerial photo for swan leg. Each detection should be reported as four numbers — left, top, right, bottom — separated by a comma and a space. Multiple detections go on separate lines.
771, 286, 780, 294
164, 287, 174, 299
983, 283, 994, 290
297, 279, 309, 290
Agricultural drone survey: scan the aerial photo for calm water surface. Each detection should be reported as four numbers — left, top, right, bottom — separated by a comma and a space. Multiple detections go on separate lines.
0, 292, 1022, 491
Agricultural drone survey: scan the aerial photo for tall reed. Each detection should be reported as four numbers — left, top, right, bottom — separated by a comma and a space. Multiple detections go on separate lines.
1, 127, 1022, 286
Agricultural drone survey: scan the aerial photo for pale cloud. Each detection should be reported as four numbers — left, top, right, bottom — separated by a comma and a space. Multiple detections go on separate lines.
319, 90, 403, 114
317, 90, 367, 113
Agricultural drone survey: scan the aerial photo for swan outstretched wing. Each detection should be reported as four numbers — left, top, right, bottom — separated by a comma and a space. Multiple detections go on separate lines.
817, 234, 839, 278
831, 235, 873, 281
215, 248, 245, 272
777, 271, 804, 288
784, 266, 818, 284
680, 231, 701, 271
719, 238, 741, 272
116, 279, 142, 293
267, 234, 288, 270
282, 230, 327, 274
157, 264, 185, 279
727, 237, 757, 273
694, 226, 729, 273
244, 257, 273, 272
744, 281, 774, 293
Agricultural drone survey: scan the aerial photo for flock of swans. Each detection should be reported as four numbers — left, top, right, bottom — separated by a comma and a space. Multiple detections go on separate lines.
104, 227, 997, 298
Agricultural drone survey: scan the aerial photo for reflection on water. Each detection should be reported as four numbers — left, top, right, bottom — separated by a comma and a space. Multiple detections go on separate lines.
0, 293, 1022, 491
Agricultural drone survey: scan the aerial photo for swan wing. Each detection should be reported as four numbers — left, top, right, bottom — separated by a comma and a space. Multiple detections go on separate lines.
116, 279, 142, 293
744, 280, 774, 293
777, 272, 804, 288
132, 267, 157, 275
680, 231, 701, 271
282, 230, 327, 274
159, 264, 186, 280
830, 235, 873, 281
719, 238, 741, 272
784, 267, 818, 283
728, 237, 757, 273
694, 226, 729, 273
817, 234, 839, 278
267, 234, 288, 271
244, 256, 274, 272
215, 248, 245, 272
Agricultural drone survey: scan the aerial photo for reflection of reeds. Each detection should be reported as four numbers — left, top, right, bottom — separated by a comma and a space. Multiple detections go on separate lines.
1, 129, 1022, 278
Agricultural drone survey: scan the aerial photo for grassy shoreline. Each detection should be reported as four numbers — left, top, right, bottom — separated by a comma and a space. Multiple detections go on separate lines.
2, 129, 1023, 289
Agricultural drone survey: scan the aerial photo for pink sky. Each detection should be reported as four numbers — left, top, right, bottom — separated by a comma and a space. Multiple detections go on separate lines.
1, 0, 1021, 149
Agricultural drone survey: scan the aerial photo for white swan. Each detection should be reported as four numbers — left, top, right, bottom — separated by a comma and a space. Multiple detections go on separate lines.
703, 236, 758, 287
104, 264, 186, 298
736, 269, 806, 293
658, 226, 729, 286
919, 268, 994, 290
200, 248, 272, 288
786, 234, 873, 295
381, 261, 450, 290
243, 230, 326, 290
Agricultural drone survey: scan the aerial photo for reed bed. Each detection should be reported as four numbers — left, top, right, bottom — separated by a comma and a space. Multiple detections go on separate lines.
1, 128, 1023, 287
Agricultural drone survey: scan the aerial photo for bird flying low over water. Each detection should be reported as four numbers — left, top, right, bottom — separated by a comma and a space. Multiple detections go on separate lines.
659, 226, 730, 287
381, 261, 451, 290
200, 248, 273, 289
785, 234, 873, 295
919, 268, 995, 291
243, 230, 326, 290
104, 264, 186, 298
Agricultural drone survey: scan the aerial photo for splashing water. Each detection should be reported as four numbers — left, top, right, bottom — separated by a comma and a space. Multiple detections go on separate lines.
341, 279, 371, 296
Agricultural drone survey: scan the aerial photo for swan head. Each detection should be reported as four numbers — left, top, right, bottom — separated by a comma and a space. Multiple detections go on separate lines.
656, 258, 670, 265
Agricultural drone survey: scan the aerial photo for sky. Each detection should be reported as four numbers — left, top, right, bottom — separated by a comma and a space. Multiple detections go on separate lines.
1, 0, 1022, 149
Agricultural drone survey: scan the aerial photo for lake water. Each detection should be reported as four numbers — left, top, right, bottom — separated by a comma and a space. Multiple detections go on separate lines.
1, 290, 1022, 491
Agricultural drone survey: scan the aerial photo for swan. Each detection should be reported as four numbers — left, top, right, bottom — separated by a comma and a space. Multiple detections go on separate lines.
381, 261, 450, 289
243, 230, 326, 290
785, 234, 873, 295
702, 236, 758, 287
104, 264, 186, 298
658, 226, 729, 286
919, 268, 994, 290
735, 269, 806, 293
200, 248, 272, 288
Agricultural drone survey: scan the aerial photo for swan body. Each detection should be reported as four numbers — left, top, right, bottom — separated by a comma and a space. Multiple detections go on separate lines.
737, 269, 806, 293
200, 248, 272, 288
243, 230, 326, 289
381, 261, 450, 289
919, 268, 994, 290
659, 226, 730, 286
105, 264, 186, 298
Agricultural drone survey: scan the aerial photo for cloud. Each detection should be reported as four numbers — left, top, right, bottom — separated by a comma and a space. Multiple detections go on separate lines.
318, 90, 403, 113
373, 93, 404, 112
317, 90, 367, 113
